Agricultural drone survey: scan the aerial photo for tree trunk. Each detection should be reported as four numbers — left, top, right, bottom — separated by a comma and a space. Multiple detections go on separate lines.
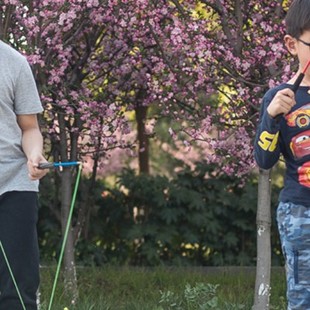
135, 104, 149, 175
60, 168, 78, 304
253, 168, 272, 310
74, 155, 98, 241
58, 114, 78, 303
0, 5, 12, 41
135, 103, 151, 223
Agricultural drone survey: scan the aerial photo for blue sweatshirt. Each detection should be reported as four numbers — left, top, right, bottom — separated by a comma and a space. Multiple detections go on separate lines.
254, 84, 310, 207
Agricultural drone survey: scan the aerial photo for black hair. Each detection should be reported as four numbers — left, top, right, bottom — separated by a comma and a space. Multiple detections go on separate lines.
285, 0, 310, 38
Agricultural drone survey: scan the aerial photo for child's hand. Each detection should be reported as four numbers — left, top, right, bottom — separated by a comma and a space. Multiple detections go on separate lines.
267, 88, 296, 118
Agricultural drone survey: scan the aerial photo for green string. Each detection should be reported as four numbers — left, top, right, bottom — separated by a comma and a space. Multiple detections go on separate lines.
48, 164, 82, 310
0, 241, 26, 310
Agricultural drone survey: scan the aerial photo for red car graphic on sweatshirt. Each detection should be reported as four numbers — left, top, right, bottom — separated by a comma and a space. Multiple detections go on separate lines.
290, 130, 310, 159
299, 162, 310, 188
286, 104, 310, 128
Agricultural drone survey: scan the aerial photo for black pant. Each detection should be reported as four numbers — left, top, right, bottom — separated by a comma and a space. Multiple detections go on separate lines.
0, 191, 39, 310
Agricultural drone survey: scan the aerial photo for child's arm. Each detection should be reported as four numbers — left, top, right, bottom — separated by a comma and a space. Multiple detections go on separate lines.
254, 88, 295, 169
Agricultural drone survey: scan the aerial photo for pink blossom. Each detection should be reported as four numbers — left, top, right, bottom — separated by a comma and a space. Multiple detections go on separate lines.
1, 0, 290, 179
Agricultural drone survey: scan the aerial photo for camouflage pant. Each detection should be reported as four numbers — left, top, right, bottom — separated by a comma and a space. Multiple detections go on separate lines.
277, 201, 310, 309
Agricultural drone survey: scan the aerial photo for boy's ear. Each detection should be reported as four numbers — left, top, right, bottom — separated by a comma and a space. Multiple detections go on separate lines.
284, 35, 298, 55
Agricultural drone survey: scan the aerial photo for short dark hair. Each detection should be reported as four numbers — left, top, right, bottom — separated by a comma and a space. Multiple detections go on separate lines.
285, 0, 310, 38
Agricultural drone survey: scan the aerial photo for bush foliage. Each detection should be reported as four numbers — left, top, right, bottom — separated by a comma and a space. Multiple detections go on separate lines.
38, 162, 281, 266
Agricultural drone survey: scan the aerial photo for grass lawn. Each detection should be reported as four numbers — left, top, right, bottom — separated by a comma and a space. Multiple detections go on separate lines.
38, 266, 287, 310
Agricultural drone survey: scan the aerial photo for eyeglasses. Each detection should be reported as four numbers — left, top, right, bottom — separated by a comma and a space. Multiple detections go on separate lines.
297, 38, 310, 47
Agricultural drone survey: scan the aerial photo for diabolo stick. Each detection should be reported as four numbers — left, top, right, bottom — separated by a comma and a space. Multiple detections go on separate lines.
291, 59, 310, 93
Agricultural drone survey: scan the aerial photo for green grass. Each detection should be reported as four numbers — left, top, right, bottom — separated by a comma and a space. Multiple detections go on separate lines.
38, 266, 287, 310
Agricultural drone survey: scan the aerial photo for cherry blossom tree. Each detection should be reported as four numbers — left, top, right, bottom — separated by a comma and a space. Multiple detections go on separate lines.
0, 0, 130, 301
0, 0, 292, 307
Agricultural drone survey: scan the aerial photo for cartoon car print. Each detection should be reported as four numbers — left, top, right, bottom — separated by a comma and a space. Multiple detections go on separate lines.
286, 103, 310, 128
298, 162, 310, 188
290, 129, 310, 159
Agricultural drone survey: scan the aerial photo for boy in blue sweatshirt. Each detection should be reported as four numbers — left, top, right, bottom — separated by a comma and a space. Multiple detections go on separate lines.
254, 0, 310, 308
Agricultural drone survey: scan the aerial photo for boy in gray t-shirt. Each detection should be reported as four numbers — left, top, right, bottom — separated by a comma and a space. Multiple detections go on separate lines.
0, 40, 47, 309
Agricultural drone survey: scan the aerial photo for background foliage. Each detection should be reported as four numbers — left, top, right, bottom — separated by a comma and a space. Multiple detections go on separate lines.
0, 0, 292, 274
38, 162, 282, 267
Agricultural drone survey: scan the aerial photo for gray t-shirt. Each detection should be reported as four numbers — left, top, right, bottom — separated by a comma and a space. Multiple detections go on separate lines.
0, 41, 43, 195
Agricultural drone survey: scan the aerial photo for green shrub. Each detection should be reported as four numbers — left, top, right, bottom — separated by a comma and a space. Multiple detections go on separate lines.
38, 161, 282, 266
